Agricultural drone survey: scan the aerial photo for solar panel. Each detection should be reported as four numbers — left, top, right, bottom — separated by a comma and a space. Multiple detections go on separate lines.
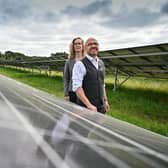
0, 74, 168, 168
99, 43, 168, 90
99, 43, 168, 79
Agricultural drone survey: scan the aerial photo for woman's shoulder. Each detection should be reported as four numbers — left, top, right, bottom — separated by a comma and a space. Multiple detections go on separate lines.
69, 59, 76, 66
65, 59, 76, 70
65, 59, 72, 66
66, 59, 75, 63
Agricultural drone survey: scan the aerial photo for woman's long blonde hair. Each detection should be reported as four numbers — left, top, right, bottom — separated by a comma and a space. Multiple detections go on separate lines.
68, 37, 85, 60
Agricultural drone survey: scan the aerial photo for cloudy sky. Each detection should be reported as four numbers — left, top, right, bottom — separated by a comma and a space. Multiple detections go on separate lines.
0, 0, 168, 56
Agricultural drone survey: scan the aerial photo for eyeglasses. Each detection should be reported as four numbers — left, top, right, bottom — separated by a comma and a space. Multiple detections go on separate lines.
86, 42, 99, 46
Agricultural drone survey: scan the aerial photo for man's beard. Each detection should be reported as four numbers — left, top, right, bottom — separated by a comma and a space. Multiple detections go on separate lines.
88, 49, 98, 57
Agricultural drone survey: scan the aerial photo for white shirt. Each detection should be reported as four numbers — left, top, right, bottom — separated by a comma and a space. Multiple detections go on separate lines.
72, 55, 99, 92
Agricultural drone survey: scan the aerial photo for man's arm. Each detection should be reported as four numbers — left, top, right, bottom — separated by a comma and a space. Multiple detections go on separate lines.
72, 61, 97, 112
101, 59, 110, 112
103, 86, 110, 112
76, 87, 97, 112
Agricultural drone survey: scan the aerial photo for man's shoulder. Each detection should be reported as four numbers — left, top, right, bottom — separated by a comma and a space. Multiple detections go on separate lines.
98, 58, 104, 64
81, 56, 90, 64
81, 56, 87, 61
98, 58, 105, 70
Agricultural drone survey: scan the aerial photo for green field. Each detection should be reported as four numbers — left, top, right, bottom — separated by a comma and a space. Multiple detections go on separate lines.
0, 66, 168, 136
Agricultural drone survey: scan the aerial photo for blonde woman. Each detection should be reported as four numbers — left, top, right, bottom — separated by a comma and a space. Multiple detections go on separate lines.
63, 37, 85, 103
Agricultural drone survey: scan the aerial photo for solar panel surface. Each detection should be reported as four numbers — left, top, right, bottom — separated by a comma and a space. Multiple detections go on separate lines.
99, 43, 168, 79
0, 75, 168, 168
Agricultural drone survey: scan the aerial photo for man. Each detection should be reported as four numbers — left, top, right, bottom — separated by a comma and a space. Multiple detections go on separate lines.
72, 37, 110, 113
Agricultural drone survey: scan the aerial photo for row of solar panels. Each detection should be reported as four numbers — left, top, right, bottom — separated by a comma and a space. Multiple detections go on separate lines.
1, 43, 168, 79
99, 43, 168, 79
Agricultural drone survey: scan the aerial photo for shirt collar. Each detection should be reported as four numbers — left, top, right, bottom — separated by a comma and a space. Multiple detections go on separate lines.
86, 54, 98, 62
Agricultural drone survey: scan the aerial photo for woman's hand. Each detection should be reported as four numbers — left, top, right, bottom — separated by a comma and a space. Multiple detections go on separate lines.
64, 96, 70, 101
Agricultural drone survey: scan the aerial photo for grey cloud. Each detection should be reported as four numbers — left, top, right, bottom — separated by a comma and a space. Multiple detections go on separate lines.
0, 0, 60, 24
101, 1, 168, 28
161, 2, 168, 14
62, 5, 81, 16
82, 0, 112, 15
62, 0, 163, 29
44, 11, 58, 22
31, 10, 60, 23
62, 0, 112, 17
101, 5, 162, 28
0, 0, 31, 23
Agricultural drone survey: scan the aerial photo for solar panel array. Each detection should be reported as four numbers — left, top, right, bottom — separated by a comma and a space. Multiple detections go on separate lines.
1, 43, 168, 79
99, 43, 168, 79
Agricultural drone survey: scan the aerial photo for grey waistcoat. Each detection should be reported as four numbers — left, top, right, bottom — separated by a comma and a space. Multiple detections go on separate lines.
77, 57, 105, 108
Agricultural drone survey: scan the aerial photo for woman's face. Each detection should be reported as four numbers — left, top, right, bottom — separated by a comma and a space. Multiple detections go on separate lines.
73, 38, 83, 53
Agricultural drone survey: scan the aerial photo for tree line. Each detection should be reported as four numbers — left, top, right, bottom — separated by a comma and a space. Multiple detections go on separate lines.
0, 51, 68, 62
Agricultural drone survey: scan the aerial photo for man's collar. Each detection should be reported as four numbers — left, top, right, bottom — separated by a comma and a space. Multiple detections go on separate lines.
86, 54, 98, 62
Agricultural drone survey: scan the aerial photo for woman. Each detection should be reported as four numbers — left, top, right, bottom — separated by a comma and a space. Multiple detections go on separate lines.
63, 37, 85, 103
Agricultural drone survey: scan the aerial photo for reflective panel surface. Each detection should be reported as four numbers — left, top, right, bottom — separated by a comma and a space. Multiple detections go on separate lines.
0, 75, 168, 168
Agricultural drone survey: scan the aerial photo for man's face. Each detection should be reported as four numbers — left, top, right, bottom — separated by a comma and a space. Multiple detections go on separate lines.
85, 38, 99, 57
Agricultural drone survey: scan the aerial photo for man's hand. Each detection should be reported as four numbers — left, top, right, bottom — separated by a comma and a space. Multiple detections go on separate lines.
105, 101, 110, 112
103, 87, 110, 112
64, 96, 70, 101
87, 104, 97, 112
76, 87, 97, 112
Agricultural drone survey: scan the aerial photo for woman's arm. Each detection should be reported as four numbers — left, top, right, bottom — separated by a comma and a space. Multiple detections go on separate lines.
63, 60, 70, 100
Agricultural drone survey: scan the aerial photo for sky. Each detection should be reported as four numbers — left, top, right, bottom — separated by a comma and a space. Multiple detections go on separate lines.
0, 0, 168, 56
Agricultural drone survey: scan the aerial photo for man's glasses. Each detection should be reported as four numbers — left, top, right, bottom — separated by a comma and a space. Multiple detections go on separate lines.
86, 42, 99, 46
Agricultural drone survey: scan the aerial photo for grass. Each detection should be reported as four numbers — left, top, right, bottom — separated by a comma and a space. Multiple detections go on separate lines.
0, 66, 168, 136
